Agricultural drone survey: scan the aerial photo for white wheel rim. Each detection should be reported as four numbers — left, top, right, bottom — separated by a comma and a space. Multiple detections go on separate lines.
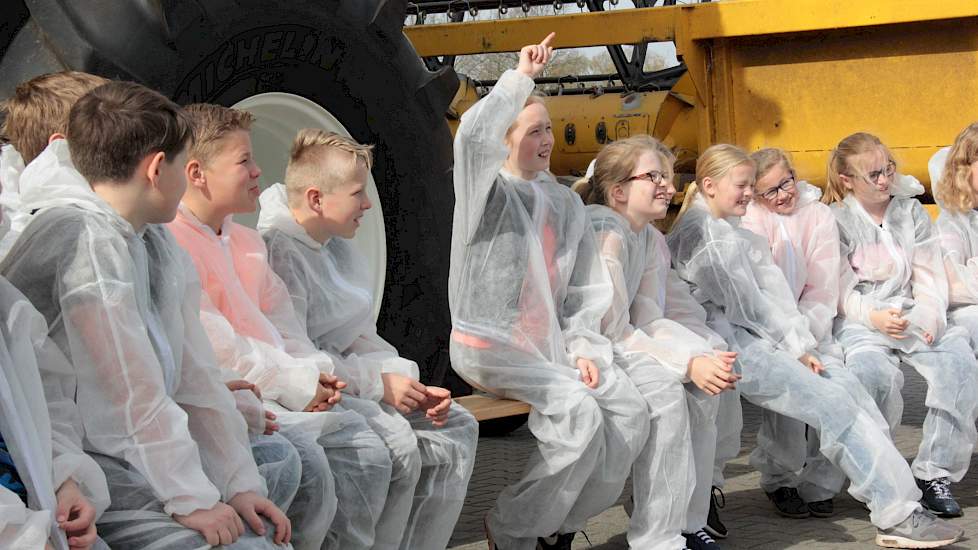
232, 92, 387, 321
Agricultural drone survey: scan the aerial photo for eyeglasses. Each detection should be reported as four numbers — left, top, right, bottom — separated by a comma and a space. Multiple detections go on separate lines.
757, 175, 796, 201
848, 162, 896, 184
624, 170, 666, 185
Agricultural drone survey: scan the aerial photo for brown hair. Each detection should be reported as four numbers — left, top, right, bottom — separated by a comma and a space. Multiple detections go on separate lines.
750, 147, 793, 183
572, 135, 674, 206
184, 103, 255, 166
1, 71, 109, 164
672, 143, 754, 228
68, 81, 194, 183
935, 123, 978, 214
823, 132, 895, 204
284, 129, 374, 207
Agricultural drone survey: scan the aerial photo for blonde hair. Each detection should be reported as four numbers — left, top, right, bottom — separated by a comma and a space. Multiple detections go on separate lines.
184, 103, 254, 166
284, 129, 374, 207
750, 147, 793, 182
572, 135, 674, 206
823, 132, 895, 204
935, 123, 978, 214
672, 144, 754, 227
1, 71, 109, 164
505, 91, 547, 138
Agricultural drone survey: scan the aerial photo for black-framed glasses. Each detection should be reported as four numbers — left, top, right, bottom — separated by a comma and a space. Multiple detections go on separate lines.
757, 175, 796, 201
848, 161, 896, 184
625, 170, 665, 185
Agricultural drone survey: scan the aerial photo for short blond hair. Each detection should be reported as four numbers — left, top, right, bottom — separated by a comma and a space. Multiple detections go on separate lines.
1, 71, 109, 163
823, 132, 896, 204
935, 123, 978, 214
572, 135, 673, 206
284, 129, 374, 207
184, 103, 255, 166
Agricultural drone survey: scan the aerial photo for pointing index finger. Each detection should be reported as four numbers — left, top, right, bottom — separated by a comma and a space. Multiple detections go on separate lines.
540, 32, 556, 48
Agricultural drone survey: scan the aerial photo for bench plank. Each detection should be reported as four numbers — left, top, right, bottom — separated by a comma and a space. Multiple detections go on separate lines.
455, 395, 531, 421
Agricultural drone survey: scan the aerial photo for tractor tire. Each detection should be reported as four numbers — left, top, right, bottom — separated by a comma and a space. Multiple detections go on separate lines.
0, 0, 467, 391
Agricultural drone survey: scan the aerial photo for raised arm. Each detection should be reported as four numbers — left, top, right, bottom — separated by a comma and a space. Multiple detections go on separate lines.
453, 34, 554, 245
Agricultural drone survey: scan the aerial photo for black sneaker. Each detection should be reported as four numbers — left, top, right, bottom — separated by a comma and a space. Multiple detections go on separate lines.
765, 487, 810, 519
536, 532, 575, 550
917, 477, 962, 518
705, 486, 728, 539
808, 498, 834, 518
684, 529, 721, 549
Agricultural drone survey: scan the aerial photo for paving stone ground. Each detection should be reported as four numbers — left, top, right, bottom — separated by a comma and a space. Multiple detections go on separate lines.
448, 363, 978, 549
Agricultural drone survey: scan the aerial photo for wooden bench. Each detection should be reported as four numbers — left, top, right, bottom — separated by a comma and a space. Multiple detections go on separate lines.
454, 394, 531, 422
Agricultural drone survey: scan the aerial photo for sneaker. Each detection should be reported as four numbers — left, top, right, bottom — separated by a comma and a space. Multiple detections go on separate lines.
808, 498, 835, 518
705, 486, 728, 539
917, 477, 962, 518
536, 532, 575, 550
684, 529, 721, 549
876, 509, 963, 548
765, 487, 810, 519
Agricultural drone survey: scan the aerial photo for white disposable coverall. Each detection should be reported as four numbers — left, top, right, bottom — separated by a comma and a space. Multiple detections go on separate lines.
741, 182, 889, 503
832, 192, 978, 482
168, 204, 418, 550
0, 144, 25, 261
449, 69, 650, 550
258, 183, 478, 550
0, 140, 292, 549
588, 204, 723, 548
667, 193, 922, 529
0, 271, 110, 550
929, 147, 978, 352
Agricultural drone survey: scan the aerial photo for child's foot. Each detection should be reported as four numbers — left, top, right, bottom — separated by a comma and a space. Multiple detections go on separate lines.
705, 486, 728, 539
875, 509, 963, 548
684, 529, 721, 549
766, 487, 810, 519
917, 477, 962, 518
536, 532, 575, 549
808, 498, 835, 518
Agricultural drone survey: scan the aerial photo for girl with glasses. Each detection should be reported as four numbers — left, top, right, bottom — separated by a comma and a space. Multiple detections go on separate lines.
574, 136, 738, 550
741, 148, 889, 522
825, 132, 978, 519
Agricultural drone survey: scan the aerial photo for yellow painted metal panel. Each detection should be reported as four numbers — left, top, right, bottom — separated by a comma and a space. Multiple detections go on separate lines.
711, 18, 978, 189
405, 8, 677, 56
403, 1, 978, 57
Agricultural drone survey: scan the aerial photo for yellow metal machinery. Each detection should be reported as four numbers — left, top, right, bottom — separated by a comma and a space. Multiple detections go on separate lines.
407, 0, 978, 195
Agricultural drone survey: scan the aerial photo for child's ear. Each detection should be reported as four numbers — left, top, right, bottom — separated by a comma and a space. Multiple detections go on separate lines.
610, 182, 627, 204
700, 176, 716, 197
48, 133, 66, 144
306, 186, 323, 213
145, 151, 167, 187
839, 173, 854, 192
185, 159, 206, 189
